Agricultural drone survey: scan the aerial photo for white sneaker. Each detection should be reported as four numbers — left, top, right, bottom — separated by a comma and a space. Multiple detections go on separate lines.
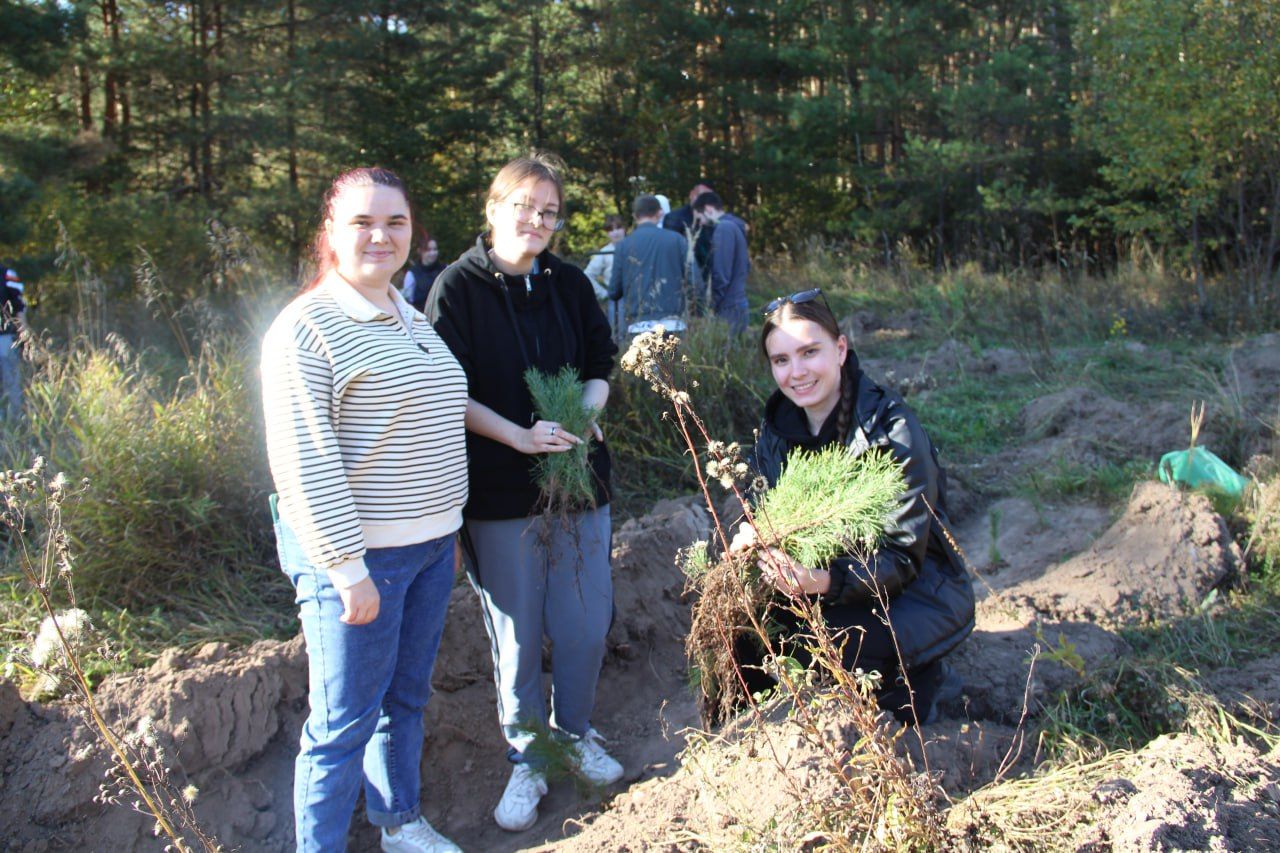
571, 728, 624, 785
380, 816, 460, 853
494, 762, 548, 832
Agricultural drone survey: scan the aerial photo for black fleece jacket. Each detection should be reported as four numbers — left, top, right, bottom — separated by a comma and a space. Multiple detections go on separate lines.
752, 354, 975, 669
426, 237, 618, 520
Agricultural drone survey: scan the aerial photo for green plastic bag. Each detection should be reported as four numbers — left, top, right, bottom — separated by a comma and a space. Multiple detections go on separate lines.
1157, 446, 1248, 499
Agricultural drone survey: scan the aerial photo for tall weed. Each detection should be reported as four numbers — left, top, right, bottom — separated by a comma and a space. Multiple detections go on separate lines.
608, 318, 772, 513
1, 335, 287, 628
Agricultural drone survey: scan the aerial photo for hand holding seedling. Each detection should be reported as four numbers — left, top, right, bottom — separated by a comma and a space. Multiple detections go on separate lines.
517, 419, 582, 455
758, 547, 832, 596
728, 521, 757, 554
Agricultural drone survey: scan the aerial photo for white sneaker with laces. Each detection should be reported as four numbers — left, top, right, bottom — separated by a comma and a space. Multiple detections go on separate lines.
571, 728, 624, 785
380, 816, 460, 853
494, 762, 548, 832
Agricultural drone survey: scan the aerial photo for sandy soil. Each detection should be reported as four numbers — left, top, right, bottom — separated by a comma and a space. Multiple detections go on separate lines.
3, 336, 1279, 851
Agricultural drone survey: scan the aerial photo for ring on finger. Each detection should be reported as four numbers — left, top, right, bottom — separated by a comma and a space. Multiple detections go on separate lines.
549, 426, 557, 437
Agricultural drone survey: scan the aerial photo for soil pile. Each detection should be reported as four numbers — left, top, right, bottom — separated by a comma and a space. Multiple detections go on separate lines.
951, 733, 1280, 850
0, 497, 707, 852
1016, 386, 1190, 469
1006, 481, 1242, 625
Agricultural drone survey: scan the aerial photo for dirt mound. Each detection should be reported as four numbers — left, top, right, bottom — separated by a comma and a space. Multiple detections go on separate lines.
948, 612, 1130, 725
950, 733, 1280, 850
862, 340, 1034, 399
0, 497, 709, 852
1204, 652, 1280, 723
1018, 386, 1191, 465
1073, 734, 1280, 850
845, 308, 927, 343
548, 703, 933, 851
1007, 481, 1242, 625
953, 497, 1113, 592
1227, 332, 1280, 417
0, 635, 308, 849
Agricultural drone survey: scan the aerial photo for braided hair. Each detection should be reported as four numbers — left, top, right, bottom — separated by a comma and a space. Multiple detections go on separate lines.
760, 297, 857, 444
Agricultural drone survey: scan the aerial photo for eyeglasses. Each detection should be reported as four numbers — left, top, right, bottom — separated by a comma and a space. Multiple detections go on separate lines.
510, 201, 566, 232
763, 287, 828, 316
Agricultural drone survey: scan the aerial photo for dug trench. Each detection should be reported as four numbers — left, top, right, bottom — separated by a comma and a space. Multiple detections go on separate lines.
3, 336, 1280, 849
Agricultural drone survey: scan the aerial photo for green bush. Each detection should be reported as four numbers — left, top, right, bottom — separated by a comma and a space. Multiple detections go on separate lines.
2, 337, 284, 614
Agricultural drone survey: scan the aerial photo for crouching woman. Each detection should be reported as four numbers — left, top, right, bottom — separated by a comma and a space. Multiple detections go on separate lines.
730, 289, 975, 725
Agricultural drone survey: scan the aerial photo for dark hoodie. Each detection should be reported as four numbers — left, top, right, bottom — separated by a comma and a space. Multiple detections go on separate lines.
752, 354, 975, 670
426, 237, 618, 520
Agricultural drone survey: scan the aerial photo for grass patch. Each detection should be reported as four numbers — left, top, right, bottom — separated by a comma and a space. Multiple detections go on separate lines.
1024, 458, 1153, 503
909, 375, 1037, 463
1039, 580, 1280, 761
608, 317, 771, 515
0, 335, 293, 675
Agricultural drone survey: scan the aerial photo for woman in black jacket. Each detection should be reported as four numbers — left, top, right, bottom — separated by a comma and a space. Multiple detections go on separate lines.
425, 153, 623, 833
729, 289, 974, 724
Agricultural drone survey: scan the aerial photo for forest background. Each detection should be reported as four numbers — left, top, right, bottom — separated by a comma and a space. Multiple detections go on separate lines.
1, 0, 1277, 321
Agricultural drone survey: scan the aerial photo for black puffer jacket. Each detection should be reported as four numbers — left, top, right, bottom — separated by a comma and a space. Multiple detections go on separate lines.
752, 354, 975, 669
426, 237, 617, 520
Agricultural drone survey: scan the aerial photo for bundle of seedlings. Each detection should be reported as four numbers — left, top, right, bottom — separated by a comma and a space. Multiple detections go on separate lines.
524, 365, 601, 515
685, 444, 905, 723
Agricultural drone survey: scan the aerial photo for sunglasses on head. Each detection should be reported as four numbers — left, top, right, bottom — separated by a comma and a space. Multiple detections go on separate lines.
763, 287, 828, 316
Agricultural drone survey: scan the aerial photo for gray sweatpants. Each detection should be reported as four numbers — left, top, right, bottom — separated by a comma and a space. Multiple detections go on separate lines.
466, 505, 613, 758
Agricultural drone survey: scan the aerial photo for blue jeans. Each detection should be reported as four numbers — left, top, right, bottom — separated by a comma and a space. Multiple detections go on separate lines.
275, 518, 455, 853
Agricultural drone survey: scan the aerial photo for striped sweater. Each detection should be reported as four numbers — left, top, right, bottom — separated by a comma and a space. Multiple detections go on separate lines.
262, 272, 468, 588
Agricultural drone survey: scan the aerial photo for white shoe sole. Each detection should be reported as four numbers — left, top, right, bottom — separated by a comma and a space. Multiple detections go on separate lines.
494, 808, 539, 832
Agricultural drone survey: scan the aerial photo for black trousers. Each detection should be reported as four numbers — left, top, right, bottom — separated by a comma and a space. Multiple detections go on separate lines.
733, 599, 944, 725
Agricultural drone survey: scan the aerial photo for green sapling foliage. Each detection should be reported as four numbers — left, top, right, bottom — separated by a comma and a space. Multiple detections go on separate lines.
754, 445, 905, 568
524, 365, 601, 512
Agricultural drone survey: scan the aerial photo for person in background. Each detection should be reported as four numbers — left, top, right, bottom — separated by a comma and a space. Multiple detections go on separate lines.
661, 180, 712, 236
583, 214, 625, 302
402, 235, 446, 313
262, 167, 468, 853
653, 194, 672, 226
662, 181, 717, 309
692, 190, 750, 333
0, 266, 26, 421
425, 153, 624, 834
730, 289, 973, 725
608, 194, 689, 333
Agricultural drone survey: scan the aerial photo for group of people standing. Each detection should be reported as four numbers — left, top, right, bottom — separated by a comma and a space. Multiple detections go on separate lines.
584, 180, 752, 336
261, 153, 973, 853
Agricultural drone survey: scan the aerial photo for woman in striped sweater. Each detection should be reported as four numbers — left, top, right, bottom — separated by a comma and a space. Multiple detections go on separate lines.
262, 167, 467, 853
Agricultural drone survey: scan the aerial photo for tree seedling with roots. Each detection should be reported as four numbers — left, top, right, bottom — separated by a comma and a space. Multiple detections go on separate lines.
524, 365, 602, 514
686, 444, 905, 720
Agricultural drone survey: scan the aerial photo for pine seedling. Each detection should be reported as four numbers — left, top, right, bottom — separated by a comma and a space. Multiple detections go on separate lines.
687, 445, 905, 722
753, 446, 905, 569
525, 366, 601, 513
